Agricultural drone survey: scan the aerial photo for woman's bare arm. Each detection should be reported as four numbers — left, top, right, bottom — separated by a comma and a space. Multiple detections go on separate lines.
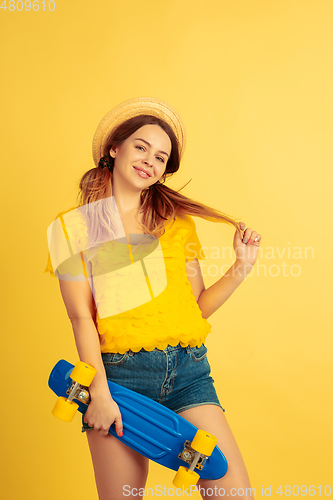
186, 222, 261, 319
186, 258, 250, 319
58, 278, 123, 436
58, 279, 109, 395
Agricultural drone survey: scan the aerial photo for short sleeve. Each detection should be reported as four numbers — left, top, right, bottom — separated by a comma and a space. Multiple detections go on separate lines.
43, 207, 87, 281
43, 210, 65, 278
43, 249, 56, 278
183, 215, 206, 262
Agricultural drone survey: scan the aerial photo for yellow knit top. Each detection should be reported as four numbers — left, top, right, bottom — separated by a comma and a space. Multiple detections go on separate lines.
44, 206, 212, 354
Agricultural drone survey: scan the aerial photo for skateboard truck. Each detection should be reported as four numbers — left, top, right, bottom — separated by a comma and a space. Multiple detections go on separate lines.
173, 430, 219, 490
178, 440, 209, 470
51, 362, 97, 422
66, 380, 90, 405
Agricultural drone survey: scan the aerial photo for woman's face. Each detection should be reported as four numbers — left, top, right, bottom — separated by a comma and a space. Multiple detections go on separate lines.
109, 124, 172, 192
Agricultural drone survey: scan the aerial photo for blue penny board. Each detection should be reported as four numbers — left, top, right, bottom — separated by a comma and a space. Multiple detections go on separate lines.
48, 359, 228, 480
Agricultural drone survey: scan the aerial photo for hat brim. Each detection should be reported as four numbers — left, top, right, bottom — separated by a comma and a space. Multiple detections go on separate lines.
92, 97, 186, 167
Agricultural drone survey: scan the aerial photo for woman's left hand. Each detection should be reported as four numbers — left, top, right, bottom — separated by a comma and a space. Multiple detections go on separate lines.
233, 222, 262, 267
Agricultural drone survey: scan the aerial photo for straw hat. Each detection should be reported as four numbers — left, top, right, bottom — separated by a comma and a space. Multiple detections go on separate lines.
92, 97, 186, 167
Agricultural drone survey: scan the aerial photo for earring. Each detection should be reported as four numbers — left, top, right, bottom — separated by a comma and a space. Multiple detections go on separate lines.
99, 156, 113, 172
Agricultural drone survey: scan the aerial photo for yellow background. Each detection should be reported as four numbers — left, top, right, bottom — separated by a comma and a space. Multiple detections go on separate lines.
1, 0, 332, 498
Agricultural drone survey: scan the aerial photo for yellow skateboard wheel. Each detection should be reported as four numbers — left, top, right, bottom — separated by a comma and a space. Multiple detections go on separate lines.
172, 466, 200, 489
70, 361, 97, 387
52, 396, 79, 422
191, 429, 218, 456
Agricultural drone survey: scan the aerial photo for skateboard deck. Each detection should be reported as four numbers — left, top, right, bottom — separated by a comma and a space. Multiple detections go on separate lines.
49, 359, 228, 481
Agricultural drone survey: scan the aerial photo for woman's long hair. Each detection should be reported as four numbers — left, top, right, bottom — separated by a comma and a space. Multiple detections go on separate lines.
76, 115, 243, 248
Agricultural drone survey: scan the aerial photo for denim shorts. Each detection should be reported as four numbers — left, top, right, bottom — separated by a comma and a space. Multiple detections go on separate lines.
81, 343, 225, 432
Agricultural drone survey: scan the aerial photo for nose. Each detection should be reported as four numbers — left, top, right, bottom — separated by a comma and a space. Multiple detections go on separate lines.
142, 155, 154, 168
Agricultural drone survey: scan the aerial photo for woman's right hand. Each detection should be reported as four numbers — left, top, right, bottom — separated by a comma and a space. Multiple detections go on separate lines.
84, 390, 123, 438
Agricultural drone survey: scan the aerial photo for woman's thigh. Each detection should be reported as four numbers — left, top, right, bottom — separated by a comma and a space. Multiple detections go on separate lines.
178, 405, 253, 500
86, 429, 149, 500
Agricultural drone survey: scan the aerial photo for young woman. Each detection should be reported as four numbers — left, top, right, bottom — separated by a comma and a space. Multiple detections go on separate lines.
45, 97, 261, 500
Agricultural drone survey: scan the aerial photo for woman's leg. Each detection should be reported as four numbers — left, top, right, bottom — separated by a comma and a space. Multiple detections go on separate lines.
85, 428, 149, 500
178, 405, 253, 500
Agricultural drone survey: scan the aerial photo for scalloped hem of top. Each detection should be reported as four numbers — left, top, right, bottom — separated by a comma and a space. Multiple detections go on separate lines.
100, 339, 207, 354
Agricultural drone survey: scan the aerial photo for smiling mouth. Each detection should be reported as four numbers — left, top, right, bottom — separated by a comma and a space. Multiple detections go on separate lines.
133, 166, 151, 178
